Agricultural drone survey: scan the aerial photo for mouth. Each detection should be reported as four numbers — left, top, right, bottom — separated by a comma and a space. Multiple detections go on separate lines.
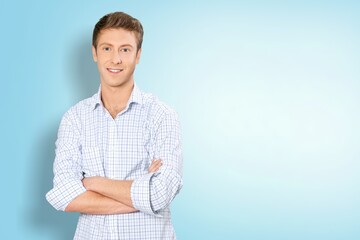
107, 68, 123, 74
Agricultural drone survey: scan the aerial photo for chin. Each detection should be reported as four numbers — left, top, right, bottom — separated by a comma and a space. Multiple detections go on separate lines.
104, 79, 133, 88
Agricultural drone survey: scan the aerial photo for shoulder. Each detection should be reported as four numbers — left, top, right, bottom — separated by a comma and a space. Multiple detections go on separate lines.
141, 92, 179, 124
61, 94, 96, 126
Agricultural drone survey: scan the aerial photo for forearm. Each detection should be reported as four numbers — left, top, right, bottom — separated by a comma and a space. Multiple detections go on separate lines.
84, 178, 134, 208
65, 190, 138, 214
81, 160, 163, 210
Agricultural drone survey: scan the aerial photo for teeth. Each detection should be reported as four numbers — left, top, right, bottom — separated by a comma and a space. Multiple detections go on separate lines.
108, 68, 121, 73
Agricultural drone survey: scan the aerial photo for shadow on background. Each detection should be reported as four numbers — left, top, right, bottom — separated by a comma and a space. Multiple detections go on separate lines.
27, 32, 99, 239
68, 31, 99, 101
27, 123, 79, 240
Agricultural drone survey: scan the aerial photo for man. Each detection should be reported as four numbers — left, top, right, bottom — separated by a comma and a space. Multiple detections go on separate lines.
46, 12, 183, 239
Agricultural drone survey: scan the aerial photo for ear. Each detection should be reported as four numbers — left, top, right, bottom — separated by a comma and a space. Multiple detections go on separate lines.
92, 46, 98, 62
136, 48, 142, 64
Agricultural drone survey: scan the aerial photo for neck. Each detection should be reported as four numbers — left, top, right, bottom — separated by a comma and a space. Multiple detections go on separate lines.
101, 80, 134, 118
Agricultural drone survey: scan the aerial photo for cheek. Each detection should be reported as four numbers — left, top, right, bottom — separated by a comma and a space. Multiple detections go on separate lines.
97, 52, 111, 61
98, 58, 112, 67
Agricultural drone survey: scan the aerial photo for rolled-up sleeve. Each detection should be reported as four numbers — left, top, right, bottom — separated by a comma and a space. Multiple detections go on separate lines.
131, 110, 183, 217
46, 113, 86, 211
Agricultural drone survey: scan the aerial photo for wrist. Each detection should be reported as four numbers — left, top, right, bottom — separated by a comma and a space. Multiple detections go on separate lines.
91, 177, 105, 192
83, 176, 103, 192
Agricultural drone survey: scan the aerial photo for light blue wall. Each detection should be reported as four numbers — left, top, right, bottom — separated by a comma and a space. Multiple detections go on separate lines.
1, 0, 360, 239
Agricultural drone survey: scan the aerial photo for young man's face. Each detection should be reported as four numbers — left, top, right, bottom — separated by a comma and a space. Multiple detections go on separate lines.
92, 28, 141, 89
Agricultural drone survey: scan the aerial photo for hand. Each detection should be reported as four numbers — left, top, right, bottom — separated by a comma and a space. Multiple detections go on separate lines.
148, 159, 162, 173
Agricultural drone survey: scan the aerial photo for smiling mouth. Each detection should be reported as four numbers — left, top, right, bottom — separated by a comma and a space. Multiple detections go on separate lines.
107, 68, 123, 73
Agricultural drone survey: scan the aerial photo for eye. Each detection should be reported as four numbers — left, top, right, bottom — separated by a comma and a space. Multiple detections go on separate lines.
103, 47, 111, 52
121, 48, 130, 53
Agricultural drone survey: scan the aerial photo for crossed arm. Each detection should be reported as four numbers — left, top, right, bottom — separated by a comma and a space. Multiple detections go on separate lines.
65, 160, 162, 214
47, 109, 183, 216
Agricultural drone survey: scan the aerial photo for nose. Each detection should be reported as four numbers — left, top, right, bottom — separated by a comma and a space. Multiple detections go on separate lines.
112, 51, 122, 64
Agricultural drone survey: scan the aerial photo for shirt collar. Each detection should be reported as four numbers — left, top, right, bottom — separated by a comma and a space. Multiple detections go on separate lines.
91, 83, 143, 111
129, 83, 144, 106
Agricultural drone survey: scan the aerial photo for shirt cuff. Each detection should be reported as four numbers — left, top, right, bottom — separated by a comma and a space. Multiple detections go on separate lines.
131, 172, 162, 217
46, 180, 86, 211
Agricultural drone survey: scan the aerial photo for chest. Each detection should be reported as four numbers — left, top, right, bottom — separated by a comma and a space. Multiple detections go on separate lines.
80, 108, 153, 180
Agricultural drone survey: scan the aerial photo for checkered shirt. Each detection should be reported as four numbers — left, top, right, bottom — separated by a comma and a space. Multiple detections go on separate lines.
46, 84, 183, 239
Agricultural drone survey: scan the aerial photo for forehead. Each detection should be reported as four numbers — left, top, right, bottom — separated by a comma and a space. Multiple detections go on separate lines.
97, 28, 137, 46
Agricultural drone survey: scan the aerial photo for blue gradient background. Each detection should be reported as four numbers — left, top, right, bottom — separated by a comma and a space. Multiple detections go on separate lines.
1, 0, 360, 239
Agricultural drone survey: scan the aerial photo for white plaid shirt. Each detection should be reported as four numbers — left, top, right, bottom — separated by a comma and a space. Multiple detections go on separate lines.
46, 84, 183, 239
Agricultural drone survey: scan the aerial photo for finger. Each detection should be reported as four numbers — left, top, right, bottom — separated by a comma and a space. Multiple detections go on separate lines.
152, 159, 162, 168
148, 160, 157, 173
152, 163, 161, 171
149, 162, 160, 173
150, 159, 161, 168
152, 160, 162, 171
148, 165, 155, 173
148, 160, 162, 173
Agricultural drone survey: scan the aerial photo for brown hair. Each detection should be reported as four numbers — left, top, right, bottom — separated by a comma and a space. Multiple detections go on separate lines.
92, 12, 144, 51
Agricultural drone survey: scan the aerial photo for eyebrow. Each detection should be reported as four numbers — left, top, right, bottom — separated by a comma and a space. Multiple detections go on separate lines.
98, 42, 134, 48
